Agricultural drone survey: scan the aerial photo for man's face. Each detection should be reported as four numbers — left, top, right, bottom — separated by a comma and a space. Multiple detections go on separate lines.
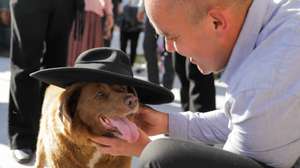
145, 1, 234, 74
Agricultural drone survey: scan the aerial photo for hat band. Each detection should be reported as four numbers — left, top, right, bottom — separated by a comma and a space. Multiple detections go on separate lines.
74, 62, 134, 77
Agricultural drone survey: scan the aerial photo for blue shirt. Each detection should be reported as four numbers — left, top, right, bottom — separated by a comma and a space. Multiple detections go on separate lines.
169, 0, 300, 167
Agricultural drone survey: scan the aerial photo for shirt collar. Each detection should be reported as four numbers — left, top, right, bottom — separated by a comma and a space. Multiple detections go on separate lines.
221, 0, 270, 86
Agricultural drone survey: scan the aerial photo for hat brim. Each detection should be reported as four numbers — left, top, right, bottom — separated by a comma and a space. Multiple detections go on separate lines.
30, 67, 174, 104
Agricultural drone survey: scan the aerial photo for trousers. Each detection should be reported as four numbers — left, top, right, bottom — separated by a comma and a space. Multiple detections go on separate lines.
138, 139, 274, 168
9, 0, 75, 150
143, 17, 174, 89
120, 30, 141, 65
174, 53, 216, 112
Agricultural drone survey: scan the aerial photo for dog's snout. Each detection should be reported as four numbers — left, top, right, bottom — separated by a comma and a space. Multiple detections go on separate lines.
124, 95, 138, 109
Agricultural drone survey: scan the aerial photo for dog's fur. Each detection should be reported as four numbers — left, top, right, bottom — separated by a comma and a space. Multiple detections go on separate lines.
35, 82, 139, 168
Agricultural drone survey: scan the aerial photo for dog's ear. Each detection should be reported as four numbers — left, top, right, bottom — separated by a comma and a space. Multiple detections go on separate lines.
59, 83, 84, 122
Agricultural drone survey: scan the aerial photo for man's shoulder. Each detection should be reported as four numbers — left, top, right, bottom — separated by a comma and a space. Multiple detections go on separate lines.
229, 42, 300, 95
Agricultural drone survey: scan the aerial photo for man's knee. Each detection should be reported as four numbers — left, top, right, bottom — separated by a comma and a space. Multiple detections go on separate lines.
138, 138, 176, 168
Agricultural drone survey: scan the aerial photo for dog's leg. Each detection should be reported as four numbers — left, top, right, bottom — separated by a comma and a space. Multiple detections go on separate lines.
34, 138, 46, 168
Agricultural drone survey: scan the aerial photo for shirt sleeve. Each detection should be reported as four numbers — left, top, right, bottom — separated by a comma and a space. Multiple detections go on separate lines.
168, 109, 230, 144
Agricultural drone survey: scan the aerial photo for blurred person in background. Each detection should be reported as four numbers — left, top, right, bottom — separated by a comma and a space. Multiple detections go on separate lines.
104, 0, 121, 47
174, 52, 216, 112
67, 0, 114, 66
137, 0, 174, 89
0, 0, 10, 51
8, 0, 78, 163
118, 0, 143, 66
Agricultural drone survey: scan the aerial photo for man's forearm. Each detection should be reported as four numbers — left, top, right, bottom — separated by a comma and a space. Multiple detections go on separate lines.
168, 110, 230, 144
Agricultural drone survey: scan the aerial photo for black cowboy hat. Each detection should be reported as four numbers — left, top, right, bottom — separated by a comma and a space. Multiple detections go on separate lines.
30, 47, 174, 104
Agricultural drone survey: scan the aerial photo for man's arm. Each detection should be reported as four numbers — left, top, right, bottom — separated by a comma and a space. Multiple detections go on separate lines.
168, 110, 230, 144
136, 105, 230, 144
137, 0, 145, 22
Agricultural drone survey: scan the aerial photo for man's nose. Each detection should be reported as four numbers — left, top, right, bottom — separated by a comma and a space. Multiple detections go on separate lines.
164, 38, 175, 53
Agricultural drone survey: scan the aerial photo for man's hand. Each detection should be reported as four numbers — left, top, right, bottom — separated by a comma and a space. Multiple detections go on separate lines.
89, 128, 150, 157
136, 10, 145, 22
0, 10, 11, 27
103, 15, 114, 39
89, 105, 168, 156
105, 15, 114, 30
134, 105, 169, 136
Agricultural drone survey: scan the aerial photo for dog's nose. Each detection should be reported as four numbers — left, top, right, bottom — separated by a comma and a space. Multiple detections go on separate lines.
124, 95, 138, 109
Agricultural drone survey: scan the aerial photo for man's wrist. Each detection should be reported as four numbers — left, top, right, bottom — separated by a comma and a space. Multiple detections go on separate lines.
134, 130, 151, 156
159, 112, 169, 135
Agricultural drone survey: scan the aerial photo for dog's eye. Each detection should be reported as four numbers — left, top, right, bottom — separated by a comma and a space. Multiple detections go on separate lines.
120, 86, 127, 92
95, 91, 105, 99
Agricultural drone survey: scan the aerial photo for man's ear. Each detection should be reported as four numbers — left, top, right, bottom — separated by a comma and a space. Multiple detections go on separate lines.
59, 83, 84, 122
207, 8, 228, 32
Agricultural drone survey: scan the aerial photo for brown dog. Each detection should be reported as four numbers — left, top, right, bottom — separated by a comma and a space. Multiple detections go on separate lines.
35, 82, 140, 168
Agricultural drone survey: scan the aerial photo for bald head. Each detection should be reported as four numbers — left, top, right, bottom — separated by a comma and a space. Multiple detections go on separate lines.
144, 0, 253, 74
145, 0, 252, 24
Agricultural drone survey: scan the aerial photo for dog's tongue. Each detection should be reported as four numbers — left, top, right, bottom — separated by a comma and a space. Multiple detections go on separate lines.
102, 117, 139, 143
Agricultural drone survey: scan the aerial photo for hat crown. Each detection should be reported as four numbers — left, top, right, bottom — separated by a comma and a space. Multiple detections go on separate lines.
30, 47, 174, 104
74, 48, 133, 77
